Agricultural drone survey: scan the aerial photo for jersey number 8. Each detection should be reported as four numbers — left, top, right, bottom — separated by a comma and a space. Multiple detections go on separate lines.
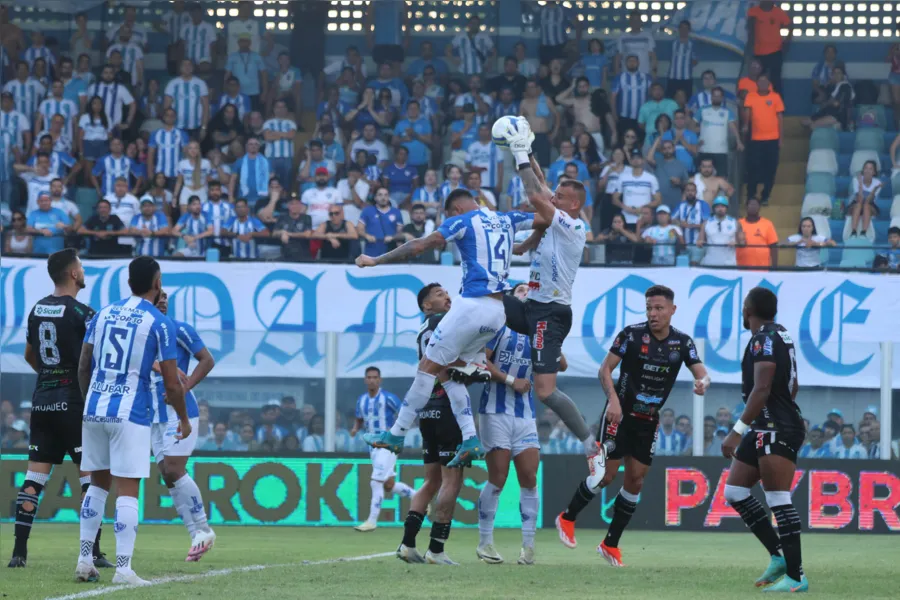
38, 321, 61, 366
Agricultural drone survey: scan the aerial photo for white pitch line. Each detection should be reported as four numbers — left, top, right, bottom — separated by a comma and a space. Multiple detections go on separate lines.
45, 551, 395, 600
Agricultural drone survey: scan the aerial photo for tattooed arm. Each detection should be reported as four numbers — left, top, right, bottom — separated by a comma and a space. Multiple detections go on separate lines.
513, 227, 544, 255
355, 231, 446, 267
518, 158, 555, 227
598, 351, 623, 423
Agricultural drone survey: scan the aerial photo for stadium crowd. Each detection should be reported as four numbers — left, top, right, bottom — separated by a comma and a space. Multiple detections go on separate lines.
1, 2, 898, 268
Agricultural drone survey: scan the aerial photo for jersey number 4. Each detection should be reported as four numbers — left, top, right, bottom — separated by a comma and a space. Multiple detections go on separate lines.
486, 231, 509, 276
100, 325, 136, 374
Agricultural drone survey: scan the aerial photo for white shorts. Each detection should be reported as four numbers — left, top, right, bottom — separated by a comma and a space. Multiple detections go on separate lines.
425, 295, 506, 365
480, 413, 540, 458
81, 419, 151, 479
370, 447, 398, 482
151, 417, 200, 462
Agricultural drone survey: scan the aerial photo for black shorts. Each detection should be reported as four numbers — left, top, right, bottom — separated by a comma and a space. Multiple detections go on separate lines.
419, 405, 462, 466
735, 429, 804, 468
598, 414, 658, 466
373, 44, 405, 65
28, 390, 84, 465
503, 296, 573, 374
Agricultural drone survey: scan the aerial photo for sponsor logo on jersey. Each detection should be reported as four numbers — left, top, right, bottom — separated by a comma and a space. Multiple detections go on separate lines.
34, 304, 66, 318
91, 381, 132, 395
778, 330, 794, 345
763, 337, 773, 356
31, 401, 69, 412
636, 393, 664, 405
534, 321, 547, 349
605, 421, 619, 436
642, 363, 671, 373
668, 339, 680, 345
479, 325, 497, 334
83, 415, 123, 423
418, 409, 442, 419
640, 345, 649, 354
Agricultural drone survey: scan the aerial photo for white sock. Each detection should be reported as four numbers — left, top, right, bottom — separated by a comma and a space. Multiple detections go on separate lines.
367, 479, 385, 523
478, 482, 501, 546
171, 474, 209, 537
520, 487, 539, 548
441, 379, 477, 438
392, 481, 415, 498
389, 371, 437, 436
114, 496, 139, 573
78, 486, 108, 564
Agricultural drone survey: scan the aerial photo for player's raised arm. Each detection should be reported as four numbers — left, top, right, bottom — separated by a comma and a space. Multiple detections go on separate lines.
506, 122, 554, 227
355, 230, 446, 268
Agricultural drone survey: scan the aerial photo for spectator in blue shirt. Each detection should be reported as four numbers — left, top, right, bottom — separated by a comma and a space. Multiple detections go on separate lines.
874, 226, 900, 270
381, 146, 419, 207
200, 422, 244, 451
798, 426, 831, 459
393, 99, 432, 176
26, 192, 70, 254
661, 109, 699, 173
318, 125, 344, 165
406, 41, 449, 80
224, 33, 268, 109
811, 44, 838, 105
256, 402, 289, 444
547, 140, 589, 185
449, 103, 478, 159
570, 38, 608, 89
344, 87, 379, 132
317, 85, 353, 124
357, 186, 403, 257
656, 408, 687, 456
369, 61, 407, 109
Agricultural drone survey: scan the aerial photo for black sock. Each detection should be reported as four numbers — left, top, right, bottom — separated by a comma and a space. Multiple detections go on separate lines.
561, 479, 596, 522
731, 495, 782, 557
402, 511, 425, 548
428, 521, 451, 554
13, 480, 45, 557
603, 492, 637, 548
93, 527, 103, 558
772, 504, 804, 581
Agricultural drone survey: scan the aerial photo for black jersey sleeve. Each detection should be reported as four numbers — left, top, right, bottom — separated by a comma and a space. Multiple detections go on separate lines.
417, 313, 444, 360
26, 307, 36, 348
609, 327, 631, 359
681, 333, 702, 368
748, 331, 777, 365
71, 301, 96, 338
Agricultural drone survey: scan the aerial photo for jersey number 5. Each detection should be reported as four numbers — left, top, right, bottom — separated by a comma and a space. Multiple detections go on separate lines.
100, 325, 135, 374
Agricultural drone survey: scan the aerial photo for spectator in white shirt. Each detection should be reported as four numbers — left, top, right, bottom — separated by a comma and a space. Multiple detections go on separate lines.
107, 6, 148, 48
349, 123, 389, 169
454, 74, 493, 123
616, 9, 656, 77
106, 25, 145, 91
846, 160, 882, 238
832, 424, 867, 459
696, 86, 743, 179
337, 164, 370, 225
612, 148, 660, 226
226, 2, 260, 55
105, 176, 141, 248
301, 168, 342, 229
786, 217, 836, 268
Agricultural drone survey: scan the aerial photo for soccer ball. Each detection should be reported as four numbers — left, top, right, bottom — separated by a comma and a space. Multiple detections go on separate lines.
492, 115, 520, 148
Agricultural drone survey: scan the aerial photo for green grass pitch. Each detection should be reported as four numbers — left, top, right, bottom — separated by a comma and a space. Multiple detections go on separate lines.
1, 524, 896, 599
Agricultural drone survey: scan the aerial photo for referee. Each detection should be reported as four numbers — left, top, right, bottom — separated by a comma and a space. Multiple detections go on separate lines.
8, 249, 109, 569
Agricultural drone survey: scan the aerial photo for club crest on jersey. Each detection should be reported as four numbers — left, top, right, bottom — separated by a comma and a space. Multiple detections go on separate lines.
668, 350, 681, 363
642, 334, 650, 344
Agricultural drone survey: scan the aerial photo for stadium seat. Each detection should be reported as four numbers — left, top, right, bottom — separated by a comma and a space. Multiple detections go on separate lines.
856, 105, 887, 130
884, 131, 897, 152
837, 153, 852, 174
839, 237, 876, 268
825, 246, 843, 266
806, 149, 838, 175
801, 193, 833, 217
842, 217, 876, 242
809, 128, 839, 151
849, 150, 880, 175
805, 173, 836, 196
874, 197, 892, 217
853, 127, 885, 152
829, 219, 845, 243
837, 132, 855, 154
874, 221, 890, 240
835, 175, 851, 197
809, 214, 832, 240
892, 195, 900, 219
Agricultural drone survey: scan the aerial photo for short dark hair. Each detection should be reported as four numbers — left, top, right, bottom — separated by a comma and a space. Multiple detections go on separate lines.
674, 108, 686, 117
208, 180, 221, 189
889, 226, 900, 237
128, 256, 160, 296
227, 76, 240, 84
576, 76, 590, 87
701, 69, 716, 79
645, 284, 675, 301
841, 423, 856, 434
417, 282, 442, 311
444, 188, 473, 213
406, 99, 419, 108
679, 20, 691, 28
234, 197, 248, 206
746, 286, 777, 321
365, 366, 381, 376
308, 139, 323, 149
411, 203, 426, 212
47, 248, 79, 284
661, 407, 675, 416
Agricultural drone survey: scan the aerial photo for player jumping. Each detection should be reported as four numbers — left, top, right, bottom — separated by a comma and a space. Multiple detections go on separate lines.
721, 287, 809, 592
8, 249, 109, 569
554, 285, 710, 566
476, 283, 548, 566
74, 257, 191, 585
356, 188, 537, 467
502, 118, 600, 466
151, 290, 217, 561
352, 367, 417, 532
396, 283, 469, 565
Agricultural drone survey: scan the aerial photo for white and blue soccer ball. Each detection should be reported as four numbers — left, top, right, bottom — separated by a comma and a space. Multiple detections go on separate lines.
492, 115, 521, 148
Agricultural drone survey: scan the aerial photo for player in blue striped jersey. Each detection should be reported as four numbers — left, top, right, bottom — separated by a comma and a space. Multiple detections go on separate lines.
173, 196, 212, 257
352, 367, 417, 532
666, 21, 697, 98
36, 81, 79, 140
75, 257, 189, 586
357, 188, 538, 466
492, 88, 520, 119
150, 291, 217, 561
655, 408, 687, 456
224, 198, 268, 259
130, 198, 170, 257
262, 100, 297, 193
148, 109, 189, 181
164, 60, 209, 135
179, 5, 216, 68
476, 283, 550, 566
0, 93, 31, 150
611, 55, 651, 128
537, 1, 578, 64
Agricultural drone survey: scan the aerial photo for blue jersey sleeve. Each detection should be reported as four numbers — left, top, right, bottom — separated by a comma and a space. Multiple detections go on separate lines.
177, 321, 206, 356
437, 213, 469, 242
251, 217, 265, 231
91, 161, 104, 176
84, 314, 98, 345
385, 392, 402, 413
154, 315, 178, 362
176, 213, 189, 228
505, 210, 535, 232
